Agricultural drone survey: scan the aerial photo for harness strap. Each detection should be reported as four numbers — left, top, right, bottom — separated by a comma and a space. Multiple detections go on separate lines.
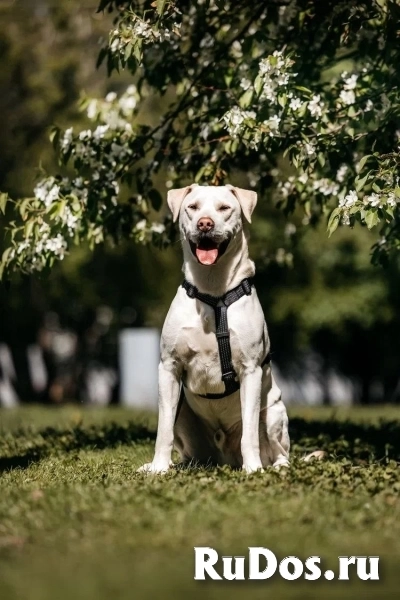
182, 277, 271, 399
194, 352, 271, 400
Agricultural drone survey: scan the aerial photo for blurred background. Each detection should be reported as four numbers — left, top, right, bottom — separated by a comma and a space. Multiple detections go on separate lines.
1, 0, 400, 409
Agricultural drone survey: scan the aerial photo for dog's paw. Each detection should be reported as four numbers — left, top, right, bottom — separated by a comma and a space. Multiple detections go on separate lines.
302, 450, 326, 462
272, 458, 290, 470
242, 463, 264, 474
137, 461, 172, 474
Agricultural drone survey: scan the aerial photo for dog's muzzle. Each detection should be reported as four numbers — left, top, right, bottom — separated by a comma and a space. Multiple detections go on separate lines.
189, 235, 230, 265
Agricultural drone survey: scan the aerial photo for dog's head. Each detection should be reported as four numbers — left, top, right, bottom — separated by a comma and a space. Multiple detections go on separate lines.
167, 184, 257, 266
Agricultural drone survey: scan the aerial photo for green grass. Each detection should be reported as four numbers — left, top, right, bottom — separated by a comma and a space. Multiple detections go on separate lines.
0, 405, 400, 599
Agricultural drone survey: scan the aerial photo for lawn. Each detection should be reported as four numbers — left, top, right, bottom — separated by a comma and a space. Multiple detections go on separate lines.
0, 405, 399, 599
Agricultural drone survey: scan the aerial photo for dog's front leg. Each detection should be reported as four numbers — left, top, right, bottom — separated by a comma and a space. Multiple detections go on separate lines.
240, 367, 263, 473
138, 361, 180, 474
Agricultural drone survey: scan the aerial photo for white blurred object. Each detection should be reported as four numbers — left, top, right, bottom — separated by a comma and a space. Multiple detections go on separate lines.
86, 365, 117, 406
27, 344, 48, 393
119, 328, 159, 409
0, 343, 19, 407
273, 357, 354, 406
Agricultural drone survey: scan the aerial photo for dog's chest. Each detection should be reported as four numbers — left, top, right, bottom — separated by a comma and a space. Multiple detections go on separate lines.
176, 305, 220, 367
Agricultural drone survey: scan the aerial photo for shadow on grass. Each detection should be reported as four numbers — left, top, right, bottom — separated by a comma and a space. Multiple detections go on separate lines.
290, 417, 400, 462
1, 417, 399, 475
0, 422, 156, 475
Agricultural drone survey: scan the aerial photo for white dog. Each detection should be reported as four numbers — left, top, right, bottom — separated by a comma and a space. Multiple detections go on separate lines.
139, 184, 290, 473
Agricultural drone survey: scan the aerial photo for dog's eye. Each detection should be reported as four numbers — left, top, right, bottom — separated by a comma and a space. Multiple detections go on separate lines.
218, 205, 231, 211
187, 204, 198, 210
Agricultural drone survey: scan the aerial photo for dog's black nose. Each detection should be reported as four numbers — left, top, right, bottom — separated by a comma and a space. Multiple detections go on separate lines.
197, 217, 215, 232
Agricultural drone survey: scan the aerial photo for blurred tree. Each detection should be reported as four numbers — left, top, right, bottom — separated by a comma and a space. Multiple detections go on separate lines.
0, 0, 399, 403
2, 0, 400, 275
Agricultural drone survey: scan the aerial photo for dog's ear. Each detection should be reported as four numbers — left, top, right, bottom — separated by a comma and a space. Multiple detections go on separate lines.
167, 184, 198, 222
226, 185, 257, 223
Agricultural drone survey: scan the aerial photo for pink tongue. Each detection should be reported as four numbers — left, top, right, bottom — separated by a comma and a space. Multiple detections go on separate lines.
196, 248, 219, 265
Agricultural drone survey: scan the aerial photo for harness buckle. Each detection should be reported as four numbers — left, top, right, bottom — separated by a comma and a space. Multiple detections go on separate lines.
216, 330, 230, 339
221, 370, 236, 380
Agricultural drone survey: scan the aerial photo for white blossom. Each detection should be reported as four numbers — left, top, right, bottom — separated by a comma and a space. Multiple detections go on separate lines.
93, 125, 110, 140
363, 193, 382, 208
258, 51, 295, 103
289, 97, 302, 111
298, 172, 308, 184
342, 213, 351, 225
343, 74, 358, 90
285, 223, 296, 237
64, 207, 79, 232
364, 99, 374, 112
339, 190, 357, 208
267, 114, 281, 134
222, 107, 255, 137
336, 164, 348, 182
308, 94, 324, 118
151, 222, 166, 234
34, 179, 60, 208
313, 178, 339, 196
303, 142, 317, 158
340, 90, 356, 105
87, 100, 98, 119
135, 219, 147, 231
60, 127, 73, 153
119, 95, 137, 113
79, 130, 92, 141
240, 78, 252, 91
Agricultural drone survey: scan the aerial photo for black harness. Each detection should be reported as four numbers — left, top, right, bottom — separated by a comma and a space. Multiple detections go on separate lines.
182, 277, 271, 400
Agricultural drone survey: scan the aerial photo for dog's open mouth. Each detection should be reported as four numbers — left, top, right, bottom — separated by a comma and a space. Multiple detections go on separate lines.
189, 237, 230, 265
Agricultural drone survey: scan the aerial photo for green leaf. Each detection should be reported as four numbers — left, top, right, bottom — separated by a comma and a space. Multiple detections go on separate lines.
347, 105, 357, 118
354, 171, 371, 192
96, 47, 108, 69
50, 126, 61, 150
358, 155, 372, 172
278, 94, 287, 108
327, 207, 341, 237
124, 43, 133, 61
224, 73, 232, 87
365, 209, 380, 229
239, 88, 253, 109
383, 205, 394, 219
156, 0, 167, 16
195, 166, 206, 183
0, 192, 8, 214
96, 0, 111, 13
24, 221, 34, 239
0, 247, 13, 280
48, 200, 66, 220
19, 198, 32, 220
148, 189, 163, 211
294, 85, 312, 95
133, 40, 143, 63
254, 75, 263, 97
317, 152, 325, 168
348, 205, 361, 215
